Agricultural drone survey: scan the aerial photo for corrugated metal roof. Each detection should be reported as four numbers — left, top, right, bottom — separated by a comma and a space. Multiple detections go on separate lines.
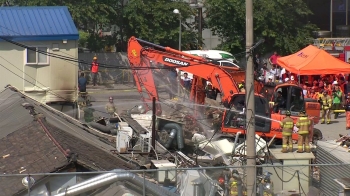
0, 6, 79, 41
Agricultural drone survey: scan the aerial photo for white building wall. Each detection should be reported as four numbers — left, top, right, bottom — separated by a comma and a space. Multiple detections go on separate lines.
0, 40, 78, 103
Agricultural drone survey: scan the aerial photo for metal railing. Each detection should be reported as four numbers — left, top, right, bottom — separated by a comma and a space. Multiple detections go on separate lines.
4, 163, 350, 196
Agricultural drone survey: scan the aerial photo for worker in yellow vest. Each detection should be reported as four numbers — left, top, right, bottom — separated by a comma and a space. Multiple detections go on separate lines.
296, 110, 312, 153
280, 110, 294, 153
318, 89, 332, 124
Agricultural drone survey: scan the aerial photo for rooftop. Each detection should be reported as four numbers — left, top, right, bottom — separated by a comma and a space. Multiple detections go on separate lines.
0, 6, 79, 41
0, 86, 136, 195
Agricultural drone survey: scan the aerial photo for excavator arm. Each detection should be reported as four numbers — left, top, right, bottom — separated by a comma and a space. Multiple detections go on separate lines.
127, 36, 241, 109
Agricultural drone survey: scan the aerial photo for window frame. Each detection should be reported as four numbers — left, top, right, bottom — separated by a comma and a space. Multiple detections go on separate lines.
24, 46, 50, 65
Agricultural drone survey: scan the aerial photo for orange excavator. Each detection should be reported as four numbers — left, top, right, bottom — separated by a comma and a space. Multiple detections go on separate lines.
127, 36, 322, 143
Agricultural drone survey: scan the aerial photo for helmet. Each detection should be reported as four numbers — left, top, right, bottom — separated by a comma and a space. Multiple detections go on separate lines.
93, 56, 97, 60
285, 110, 291, 116
299, 110, 306, 116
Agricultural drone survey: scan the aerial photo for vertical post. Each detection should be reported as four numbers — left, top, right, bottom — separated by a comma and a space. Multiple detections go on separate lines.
347, 0, 349, 25
143, 170, 146, 196
198, 7, 202, 49
245, 0, 256, 195
27, 176, 31, 196
331, 0, 333, 35
179, 16, 182, 51
151, 97, 156, 155
178, 15, 182, 97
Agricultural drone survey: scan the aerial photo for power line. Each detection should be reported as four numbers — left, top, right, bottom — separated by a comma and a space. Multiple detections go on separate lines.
0, 35, 234, 70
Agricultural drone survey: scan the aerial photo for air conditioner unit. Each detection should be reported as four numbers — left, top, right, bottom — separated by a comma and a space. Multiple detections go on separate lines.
140, 133, 151, 153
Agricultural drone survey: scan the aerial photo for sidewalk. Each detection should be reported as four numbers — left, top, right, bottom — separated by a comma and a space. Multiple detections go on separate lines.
86, 83, 136, 91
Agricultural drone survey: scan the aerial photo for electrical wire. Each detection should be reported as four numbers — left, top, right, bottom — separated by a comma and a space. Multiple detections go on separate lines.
0, 35, 243, 71
297, 170, 306, 195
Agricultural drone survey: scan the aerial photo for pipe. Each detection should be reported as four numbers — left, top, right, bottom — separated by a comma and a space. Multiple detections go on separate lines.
232, 132, 241, 155
37, 118, 69, 157
152, 97, 156, 154
164, 129, 177, 148
55, 170, 178, 196
89, 122, 113, 134
163, 123, 184, 149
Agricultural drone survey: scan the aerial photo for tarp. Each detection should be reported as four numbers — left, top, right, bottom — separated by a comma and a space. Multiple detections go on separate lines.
277, 45, 350, 75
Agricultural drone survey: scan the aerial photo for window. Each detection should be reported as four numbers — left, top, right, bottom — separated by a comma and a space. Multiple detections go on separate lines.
220, 62, 234, 67
219, 53, 235, 59
25, 47, 49, 65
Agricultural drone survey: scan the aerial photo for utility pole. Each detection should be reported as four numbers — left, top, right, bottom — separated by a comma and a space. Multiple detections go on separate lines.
198, 7, 202, 48
245, 0, 256, 195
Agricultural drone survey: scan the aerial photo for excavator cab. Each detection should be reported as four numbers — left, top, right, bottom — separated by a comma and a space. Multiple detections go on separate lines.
222, 94, 271, 133
268, 84, 320, 127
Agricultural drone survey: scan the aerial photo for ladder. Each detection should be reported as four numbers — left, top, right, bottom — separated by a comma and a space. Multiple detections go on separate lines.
313, 38, 350, 50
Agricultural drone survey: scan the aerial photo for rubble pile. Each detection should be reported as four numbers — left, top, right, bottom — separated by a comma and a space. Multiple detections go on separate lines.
336, 134, 350, 151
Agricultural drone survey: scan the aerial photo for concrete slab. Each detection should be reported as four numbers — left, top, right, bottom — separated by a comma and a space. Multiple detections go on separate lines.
270, 148, 315, 160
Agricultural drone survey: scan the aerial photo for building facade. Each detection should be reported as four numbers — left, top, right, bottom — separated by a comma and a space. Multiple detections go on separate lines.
0, 6, 79, 109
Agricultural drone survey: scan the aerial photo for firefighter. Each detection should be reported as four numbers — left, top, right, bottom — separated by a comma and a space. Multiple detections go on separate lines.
91, 56, 99, 86
105, 96, 118, 117
280, 110, 294, 153
296, 110, 311, 153
238, 80, 245, 92
319, 89, 332, 124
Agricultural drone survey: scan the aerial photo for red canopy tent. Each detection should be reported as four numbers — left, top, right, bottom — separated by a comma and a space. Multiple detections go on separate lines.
277, 45, 350, 75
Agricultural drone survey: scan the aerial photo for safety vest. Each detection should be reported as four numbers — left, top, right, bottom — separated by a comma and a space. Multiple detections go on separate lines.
320, 94, 332, 110
296, 116, 311, 135
280, 117, 294, 136
91, 62, 99, 73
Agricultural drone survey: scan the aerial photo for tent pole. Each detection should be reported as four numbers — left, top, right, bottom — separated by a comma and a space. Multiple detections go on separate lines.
346, 0, 348, 25
330, 0, 333, 35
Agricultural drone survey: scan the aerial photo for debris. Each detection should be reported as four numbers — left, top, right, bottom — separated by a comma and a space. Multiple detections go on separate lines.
19, 169, 26, 173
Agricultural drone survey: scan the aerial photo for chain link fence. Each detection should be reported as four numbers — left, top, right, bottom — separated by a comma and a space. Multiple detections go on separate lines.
78, 52, 134, 85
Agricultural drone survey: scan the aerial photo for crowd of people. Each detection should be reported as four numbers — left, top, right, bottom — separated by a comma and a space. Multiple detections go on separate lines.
255, 51, 350, 124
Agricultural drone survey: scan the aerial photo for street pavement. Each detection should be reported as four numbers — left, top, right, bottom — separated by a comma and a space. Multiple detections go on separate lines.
85, 83, 347, 141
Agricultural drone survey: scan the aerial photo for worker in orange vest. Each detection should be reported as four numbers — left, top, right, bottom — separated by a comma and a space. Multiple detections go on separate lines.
91, 56, 99, 86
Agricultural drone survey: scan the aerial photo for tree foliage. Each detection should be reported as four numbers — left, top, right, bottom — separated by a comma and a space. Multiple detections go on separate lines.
205, 0, 319, 55
122, 0, 198, 49
14, 0, 199, 51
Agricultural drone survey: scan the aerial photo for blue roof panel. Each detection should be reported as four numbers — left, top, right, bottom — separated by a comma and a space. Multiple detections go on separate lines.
0, 6, 79, 41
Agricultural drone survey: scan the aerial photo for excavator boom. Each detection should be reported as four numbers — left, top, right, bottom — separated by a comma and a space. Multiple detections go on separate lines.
128, 36, 241, 107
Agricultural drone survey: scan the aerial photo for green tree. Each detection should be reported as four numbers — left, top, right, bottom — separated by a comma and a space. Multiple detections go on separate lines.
122, 0, 198, 49
15, 0, 116, 31
205, 0, 318, 55
78, 30, 89, 48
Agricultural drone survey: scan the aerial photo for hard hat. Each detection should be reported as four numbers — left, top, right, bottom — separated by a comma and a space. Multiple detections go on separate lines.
291, 76, 295, 80
285, 78, 290, 82
299, 110, 306, 115
93, 56, 97, 60
285, 110, 291, 116
333, 81, 338, 85
268, 75, 273, 79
